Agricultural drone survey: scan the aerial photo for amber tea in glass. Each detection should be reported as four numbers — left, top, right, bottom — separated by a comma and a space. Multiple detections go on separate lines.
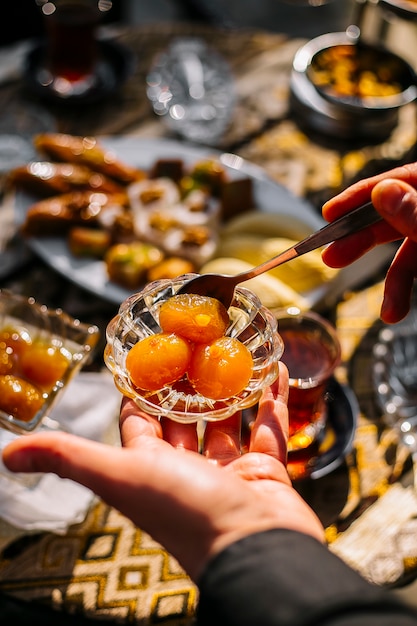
276, 308, 341, 452
41, 0, 101, 85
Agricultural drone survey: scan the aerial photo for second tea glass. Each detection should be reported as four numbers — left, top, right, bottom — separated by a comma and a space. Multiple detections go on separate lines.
274, 307, 341, 452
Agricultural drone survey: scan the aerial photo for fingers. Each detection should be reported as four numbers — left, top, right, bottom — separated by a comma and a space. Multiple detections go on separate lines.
201, 364, 290, 465
2, 431, 131, 495
203, 412, 242, 464
249, 363, 289, 462
371, 179, 417, 323
321, 223, 383, 268
372, 179, 417, 240
322, 176, 417, 270
119, 397, 162, 446
161, 417, 199, 452
381, 239, 417, 323
322, 162, 417, 221
202, 363, 290, 465
225, 365, 291, 485
120, 398, 199, 452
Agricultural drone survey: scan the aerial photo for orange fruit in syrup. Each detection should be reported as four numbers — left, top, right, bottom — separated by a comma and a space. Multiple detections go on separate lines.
159, 294, 229, 344
20, 341, 71, 391
0, 346, 14, 375
0, 374, 44, 421
126, 332, 192, 392
0, 325, 31, 358
188, 336, 253, 400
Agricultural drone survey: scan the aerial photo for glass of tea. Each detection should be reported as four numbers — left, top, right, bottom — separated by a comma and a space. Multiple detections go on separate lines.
37, 0, 108, 96
274, 307, 341, 452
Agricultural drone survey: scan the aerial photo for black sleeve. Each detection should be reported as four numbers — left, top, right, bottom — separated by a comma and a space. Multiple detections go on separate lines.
196, 529, 417, 626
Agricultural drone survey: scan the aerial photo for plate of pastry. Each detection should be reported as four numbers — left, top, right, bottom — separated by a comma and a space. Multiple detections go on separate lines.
11, 133, 393, 309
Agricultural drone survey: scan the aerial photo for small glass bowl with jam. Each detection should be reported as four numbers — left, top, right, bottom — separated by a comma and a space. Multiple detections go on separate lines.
104, 274, 283, 423
0, 289, 100, 435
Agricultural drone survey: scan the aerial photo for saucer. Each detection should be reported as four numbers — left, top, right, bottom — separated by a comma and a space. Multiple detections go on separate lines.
241, 377, 358, 481
23, 38, 135, 105
287, 378, 358, 481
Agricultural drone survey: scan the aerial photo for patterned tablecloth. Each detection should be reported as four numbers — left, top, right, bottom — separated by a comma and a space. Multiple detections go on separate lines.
1, 275, 417, 623
1, 20, 417, 624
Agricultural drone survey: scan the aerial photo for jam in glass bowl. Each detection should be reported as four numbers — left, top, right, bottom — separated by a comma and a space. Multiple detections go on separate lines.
0, 289, 100, 435
104, 274, 284, 423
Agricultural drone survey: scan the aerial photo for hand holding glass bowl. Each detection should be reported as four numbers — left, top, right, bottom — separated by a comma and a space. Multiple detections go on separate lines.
104, 275, 284, 425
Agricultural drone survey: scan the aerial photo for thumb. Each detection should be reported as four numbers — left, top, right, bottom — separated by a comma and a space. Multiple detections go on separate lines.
2, 432, 131, 496
372, 179, 417, 241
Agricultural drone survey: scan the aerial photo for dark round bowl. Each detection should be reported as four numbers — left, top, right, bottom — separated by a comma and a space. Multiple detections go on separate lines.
379, 0, 417, 21
23, 38, 135, 105
290, 32, 417, 140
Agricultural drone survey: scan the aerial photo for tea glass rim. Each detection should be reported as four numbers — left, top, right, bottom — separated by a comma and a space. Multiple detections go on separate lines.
273, 306, 341, 387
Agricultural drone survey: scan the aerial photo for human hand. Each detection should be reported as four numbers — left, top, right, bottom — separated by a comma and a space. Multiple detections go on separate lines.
322, 162, 417, 323
2, 362, 324, 581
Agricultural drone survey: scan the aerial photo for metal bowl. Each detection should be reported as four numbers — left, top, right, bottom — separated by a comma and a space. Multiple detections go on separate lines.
290, 32, 417, 140
379, 0, 417, 21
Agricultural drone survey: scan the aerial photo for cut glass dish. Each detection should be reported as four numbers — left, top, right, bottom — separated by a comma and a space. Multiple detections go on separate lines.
104, 275, 283, 423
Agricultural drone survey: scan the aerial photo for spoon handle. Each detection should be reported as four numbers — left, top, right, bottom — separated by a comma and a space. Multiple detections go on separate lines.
295, 201, 381, 254
240, 201, 382, 281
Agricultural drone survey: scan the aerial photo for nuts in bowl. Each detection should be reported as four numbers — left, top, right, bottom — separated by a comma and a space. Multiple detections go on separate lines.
291, 32, 417, 140
306, 34, 417, 110
104, 275, 284, 423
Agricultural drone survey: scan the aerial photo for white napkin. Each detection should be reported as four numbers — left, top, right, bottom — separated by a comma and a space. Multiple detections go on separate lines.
0, 371, 122, 533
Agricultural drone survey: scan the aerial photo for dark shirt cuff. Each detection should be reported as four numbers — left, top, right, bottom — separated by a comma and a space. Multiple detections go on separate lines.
197, 529, 417, 626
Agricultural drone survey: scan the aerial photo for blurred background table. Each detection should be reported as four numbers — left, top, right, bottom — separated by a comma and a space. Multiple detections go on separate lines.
1, 4, 417, 623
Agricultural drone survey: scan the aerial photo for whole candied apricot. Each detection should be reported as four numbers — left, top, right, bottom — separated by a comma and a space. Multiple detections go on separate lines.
20, 341, 71, 391
188, 336, 253, 400
0, 325, 32, 376
159, 294, 229, 344
0, 374, 44, 421
0, 325, 31, 357
0, 347, 14, 375
126, 332, 192, 392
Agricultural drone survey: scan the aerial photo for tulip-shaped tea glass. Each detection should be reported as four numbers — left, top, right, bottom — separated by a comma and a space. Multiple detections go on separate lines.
274, 307, 341, 452
104, 275, 284, 424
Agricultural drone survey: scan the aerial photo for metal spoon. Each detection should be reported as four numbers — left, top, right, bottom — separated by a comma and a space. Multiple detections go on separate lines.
177, 201, 382, 308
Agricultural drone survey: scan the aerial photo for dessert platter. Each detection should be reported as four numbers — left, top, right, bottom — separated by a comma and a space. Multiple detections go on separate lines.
10, 134, 393, 311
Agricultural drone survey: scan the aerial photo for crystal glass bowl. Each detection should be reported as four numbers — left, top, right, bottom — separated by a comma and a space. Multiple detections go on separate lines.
104, 275, 283, 423
146, 38, 236, 146
0, 289, 100, 435
373, 324, 417, 426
